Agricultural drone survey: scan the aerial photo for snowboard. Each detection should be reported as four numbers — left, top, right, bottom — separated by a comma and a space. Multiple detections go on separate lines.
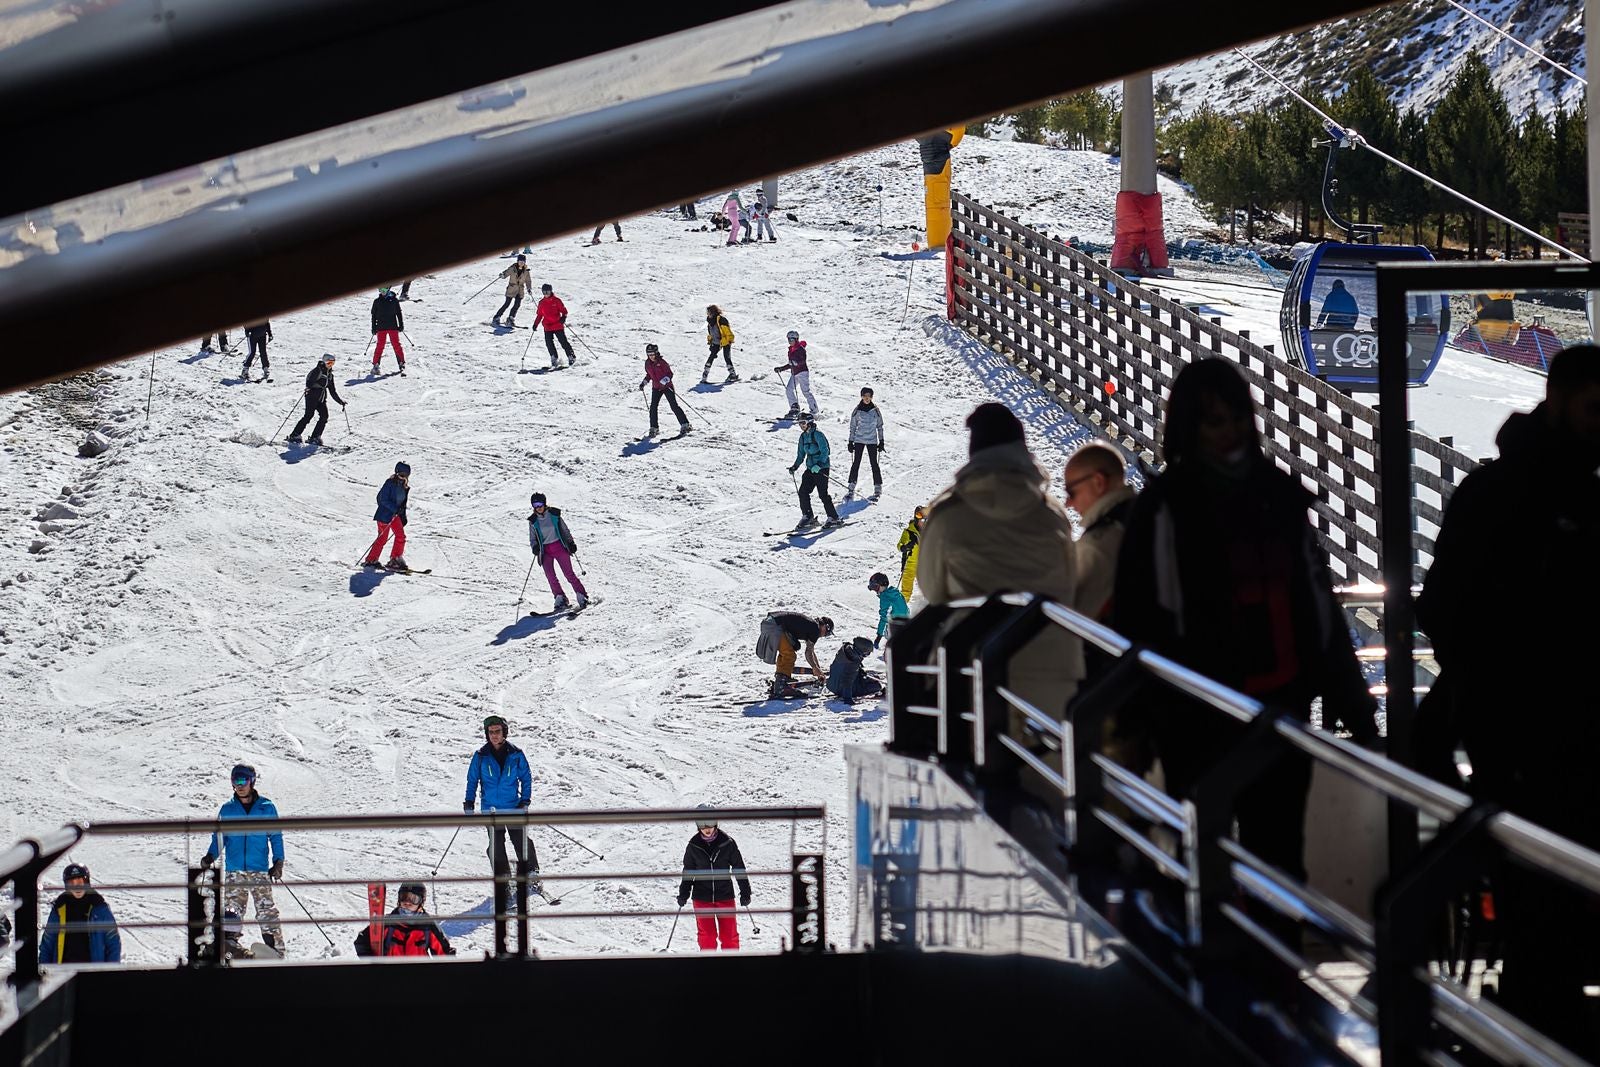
763, 521, 855, 537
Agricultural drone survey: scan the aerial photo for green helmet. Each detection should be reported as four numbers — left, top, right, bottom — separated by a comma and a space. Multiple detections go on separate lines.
482, 715, 508, 739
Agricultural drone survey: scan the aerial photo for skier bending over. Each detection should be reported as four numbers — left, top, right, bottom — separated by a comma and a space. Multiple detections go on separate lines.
464, 715, 540, 903
763, 611, 834, 698
363, 461, 411, 571
639, 344, 691, 437
535, 283, 577, 368
353, 883, 455, 957
370, 287, 406, 375
287, 355, 346, 445
777, 330, 817, 419
703, 304, 737, 382
528, 492, 588, 612
677, 812, 752, 951
790, 415, 841, 530
493, 255, 532, 327
199, 764, 286, 956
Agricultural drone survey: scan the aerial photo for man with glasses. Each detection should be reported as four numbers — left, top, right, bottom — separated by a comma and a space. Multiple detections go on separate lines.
200, 763, 286, 955
464, 716, 539, 907
353, 883, 454, 957
676, 812, 752, 951
1063, 442, 1136, 624
39, 863, 122, 965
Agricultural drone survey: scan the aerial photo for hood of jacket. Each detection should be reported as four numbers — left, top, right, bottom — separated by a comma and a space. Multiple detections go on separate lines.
946, 442, 1053, 520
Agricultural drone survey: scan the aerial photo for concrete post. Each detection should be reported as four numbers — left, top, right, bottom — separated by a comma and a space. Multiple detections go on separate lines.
1121, 74, 1157, 195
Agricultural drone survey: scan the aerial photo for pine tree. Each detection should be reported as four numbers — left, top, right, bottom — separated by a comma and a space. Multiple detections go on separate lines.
1426, 54, 1513, 257
1270, 86, 1332, 240
1332, 68, 1399, 231
1511, 110, 1557, 255
1386, 108, 1432, 246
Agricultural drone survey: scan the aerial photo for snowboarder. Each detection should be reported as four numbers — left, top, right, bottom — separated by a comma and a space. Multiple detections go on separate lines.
198, 764, 286, 956
776, 330, 817, 419
750, 194, 777, 242
286, 354, 346, 445
845, 386, 885, 499
638, 344, 691, 437
676, 812, 751, 951
703, 304, 737, 383
825, 637, 884, 701
493, 255, 532, 327
722, 191, 743, 245
242, 321, 273, 379
590, 221, 623, 244
762, 611, 834, 698
464, 715, 539, 903
527, 492, 588, 612
789, 415, 840, 529
371, 286, 406, 374
896, 505, 926, 601
868, 571, 909, 647
363, 461, 411, 570
352, 883, 455, 957
534, 283, 578, 367
38, 863, 122, 965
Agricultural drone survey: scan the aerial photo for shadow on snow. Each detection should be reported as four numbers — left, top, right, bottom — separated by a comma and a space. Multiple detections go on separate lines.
488, 612, 563, 645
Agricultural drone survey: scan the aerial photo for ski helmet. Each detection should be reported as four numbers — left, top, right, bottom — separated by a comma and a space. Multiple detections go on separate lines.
694, 803, 717, 831
322, 354, 335, 365
230, 763, 257, 787
541, 283, 553, 294
530, 492, 547, 508
394, 461, 411, 476
786, 330, 799, 342
379, 286, 393, 295
516, 254, 527, 263
63, 862, 90, 883
398, 882, 426, 905
645, 343, 660, 355
868, 572, 889, 591
482, 714, 508, 739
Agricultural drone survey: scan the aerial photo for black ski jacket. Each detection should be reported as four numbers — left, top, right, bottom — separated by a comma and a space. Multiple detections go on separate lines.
678, 829, 751, 904
245, 322, 273, 341
371, 293, 404, 333
303, 362, 344, 406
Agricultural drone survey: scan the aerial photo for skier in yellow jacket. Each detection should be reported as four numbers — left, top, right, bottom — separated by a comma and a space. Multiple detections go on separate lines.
703, 305, 738, 383
896, 505, 926, 600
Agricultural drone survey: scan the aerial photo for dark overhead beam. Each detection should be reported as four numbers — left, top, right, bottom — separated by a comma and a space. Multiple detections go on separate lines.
0, 0, 1382, 391
0, 0, 788, 219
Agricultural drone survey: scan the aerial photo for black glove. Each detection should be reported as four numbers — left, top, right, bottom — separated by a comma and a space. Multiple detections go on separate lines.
339, 400, 347, 408
269, 859, 284, 879
879, 443, 887, 454
677, 894, 689, 908
789, 465, 799, 474
874, 635, 884, 649
567, 543, 577, 555
739, 891, 751, 907
199, 853, 216, 870
399, 514, 407, 528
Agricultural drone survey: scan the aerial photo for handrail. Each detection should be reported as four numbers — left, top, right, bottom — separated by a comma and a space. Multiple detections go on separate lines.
886, 591, 1600, 1065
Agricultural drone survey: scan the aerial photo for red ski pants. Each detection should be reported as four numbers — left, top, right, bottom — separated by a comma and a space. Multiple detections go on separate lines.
373, 331, 405, 364
365, 518, 405, 564
693, 899, 739, 950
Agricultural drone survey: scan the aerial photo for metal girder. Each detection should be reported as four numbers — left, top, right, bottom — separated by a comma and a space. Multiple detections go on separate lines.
0, 0, 1383, 391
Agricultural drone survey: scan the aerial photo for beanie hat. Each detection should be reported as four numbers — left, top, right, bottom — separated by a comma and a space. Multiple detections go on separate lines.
394, 461, 411, 476
966, 403, 1024, 455
530, 492, 546, 507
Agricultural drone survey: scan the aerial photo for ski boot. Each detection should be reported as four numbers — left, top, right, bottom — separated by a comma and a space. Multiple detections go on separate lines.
362, 558, 383, 568
369, 363, 380, 378
576, 594, 590, 609
491, 317, 502, 327
844, 481, 857, 500
822, 517, 845, 529
871, 483, 883, 500
567, 356, 577, 367
701, 370, 710, 384
783, 407, 801, 421
794, 516, 820, 530
286, 435, 304, 444
308, 436, 323, 446
590, 236, 602, 245
645, 427, 659, 438
397, 361, 406, 375
385, 557, 409, 571
263, 932, 283, 957
505, 318, 517, 328
552, 595, 571, 612
678, 422, 693, 435
769, 673, 795, 699
725, 371, 739, 383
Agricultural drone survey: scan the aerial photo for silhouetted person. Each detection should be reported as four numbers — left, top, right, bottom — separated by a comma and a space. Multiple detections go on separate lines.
1316, 278, 1359, 329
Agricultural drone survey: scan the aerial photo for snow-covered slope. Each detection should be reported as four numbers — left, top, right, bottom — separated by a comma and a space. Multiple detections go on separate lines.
1153, 0, 1583, 118
0, 141, 1119, 965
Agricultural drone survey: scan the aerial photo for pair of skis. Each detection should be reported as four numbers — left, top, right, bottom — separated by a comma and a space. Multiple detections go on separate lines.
528, 595, 602, 621
763, 520, 855, 537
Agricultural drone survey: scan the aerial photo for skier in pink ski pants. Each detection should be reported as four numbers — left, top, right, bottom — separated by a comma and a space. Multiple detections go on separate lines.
527, 492, 588, 613
722, 191, 743, 246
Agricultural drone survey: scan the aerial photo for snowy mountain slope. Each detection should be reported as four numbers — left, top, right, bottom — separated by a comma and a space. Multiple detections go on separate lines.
0, 141, 1120, 964
1150, 0, 1583, 119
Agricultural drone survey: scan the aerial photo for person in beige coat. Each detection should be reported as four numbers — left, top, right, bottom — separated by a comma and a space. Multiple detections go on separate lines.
1065, 442, 1137, 624
493, 255, 533, 327
918, 403, 1085, 722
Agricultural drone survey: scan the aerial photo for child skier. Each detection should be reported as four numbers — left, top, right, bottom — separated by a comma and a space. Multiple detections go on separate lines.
722, 191, 743, 245
528, 492, 588, 612
776, 330, 818, 420
371, 286, 406, 375
825, 637, 885, 702
868, 571, 909, 647
750, 195, 777, 242
638, 344, 691, 437
703, 305, 737, 383
363, 461, 411, 570
352, 883, 455, 957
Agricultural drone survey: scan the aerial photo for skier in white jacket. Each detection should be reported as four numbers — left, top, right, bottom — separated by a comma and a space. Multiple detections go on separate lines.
845, 387, 886, 499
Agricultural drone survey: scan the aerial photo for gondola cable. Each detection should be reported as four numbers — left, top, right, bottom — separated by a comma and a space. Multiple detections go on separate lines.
1438, 0, 1585, 87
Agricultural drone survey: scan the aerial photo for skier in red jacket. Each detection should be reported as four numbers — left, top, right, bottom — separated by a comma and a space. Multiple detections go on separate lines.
638, 344, 692, 438
534, 283, 578, 369
352, 883, 454, 957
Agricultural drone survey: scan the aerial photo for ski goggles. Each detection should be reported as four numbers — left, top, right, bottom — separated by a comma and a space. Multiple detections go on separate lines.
232, 775, 254, 787
398, 894, 424, 909
696, 822, 718, 831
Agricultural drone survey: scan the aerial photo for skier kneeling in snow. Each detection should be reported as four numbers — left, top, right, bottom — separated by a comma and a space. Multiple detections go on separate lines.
363, 461, 411, 571
352, 883, 455, 957
528, 492, 588, 612
826, 637, 884, 703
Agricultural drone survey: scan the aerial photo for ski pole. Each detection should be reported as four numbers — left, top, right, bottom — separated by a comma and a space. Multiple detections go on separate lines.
521, 326, 537, 372
665, 904, 683, 951
674, 391, 715, 430
745, 904, 761, 935
276, 874, 336, 950
270, 395, 301, 444
431, 827, 463, 876
145, 350, 157, 424
342, 404, 353, 436
464, 276, 499, 305
513, 559, 536, 618
546, 825, 604, 860
900, 258, 917, 327
567, 329, 599, 361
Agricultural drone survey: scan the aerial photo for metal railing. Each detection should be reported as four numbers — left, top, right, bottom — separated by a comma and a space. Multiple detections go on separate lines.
1, 806, 827, 1007
886, 593, 1600, 1066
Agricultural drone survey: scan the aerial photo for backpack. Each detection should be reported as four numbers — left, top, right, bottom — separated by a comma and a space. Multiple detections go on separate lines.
755, 614, 783, 664
825, 643, 860, 699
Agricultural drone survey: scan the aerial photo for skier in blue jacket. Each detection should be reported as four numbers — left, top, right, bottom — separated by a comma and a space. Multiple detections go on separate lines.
464, 715, 541, 902
199, 764, 286, 954
789, 415, 841, 530
38, 863, 122, 965
868, 571, 910, 646
363, 461, 411, 570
